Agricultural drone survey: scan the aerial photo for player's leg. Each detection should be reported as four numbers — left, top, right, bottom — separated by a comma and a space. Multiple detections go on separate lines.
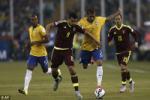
117, 51, 135, 93
51, 50, 63, 91
123, 51, 135, 92
80, 50, 92, 69
92, 48, 103, 87
65, 50, 83, 100
117, 53, 127, 93
18, 55, 38, 95
38, 56, 51, 74
120, 64, 128, 93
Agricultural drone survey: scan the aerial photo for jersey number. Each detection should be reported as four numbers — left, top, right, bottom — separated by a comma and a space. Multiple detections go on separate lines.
66, 32, 70, 38
118, 36, 122, 41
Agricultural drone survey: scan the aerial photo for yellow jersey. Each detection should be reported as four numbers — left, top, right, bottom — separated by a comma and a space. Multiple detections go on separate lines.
28, 24, 47, 56
78, 16, 106, 51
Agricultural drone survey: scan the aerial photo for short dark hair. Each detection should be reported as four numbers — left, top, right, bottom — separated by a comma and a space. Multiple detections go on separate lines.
86, 7, 95, 15
68, 12, 78, 19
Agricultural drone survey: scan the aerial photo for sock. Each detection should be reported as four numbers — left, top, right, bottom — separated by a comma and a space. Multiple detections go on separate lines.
24, 69, 32, 92
71, 74, 79, 91
46, 68, 52, 75
75, 91, 81, 95
52, 70, 59, 81
126, 71, 133, 83
121, 71, 127, 85
126, 71, 132, 82
96, 66, 103, 86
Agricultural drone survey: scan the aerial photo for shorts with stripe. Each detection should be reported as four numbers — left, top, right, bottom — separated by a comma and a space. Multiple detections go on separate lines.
116, 51, 131, 66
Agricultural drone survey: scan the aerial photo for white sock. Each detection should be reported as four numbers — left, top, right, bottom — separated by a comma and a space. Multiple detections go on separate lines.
24, 69, 32, 92
75, 91, 81, 95
96, 66, 103, 86
46, 68, 52, 75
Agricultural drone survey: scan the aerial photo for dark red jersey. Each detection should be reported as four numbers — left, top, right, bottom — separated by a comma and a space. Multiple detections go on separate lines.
54, 20, 84, 48
108, 24, 138, 53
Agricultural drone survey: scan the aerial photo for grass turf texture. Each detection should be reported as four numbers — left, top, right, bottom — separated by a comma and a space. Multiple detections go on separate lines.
0, 61, 150, 100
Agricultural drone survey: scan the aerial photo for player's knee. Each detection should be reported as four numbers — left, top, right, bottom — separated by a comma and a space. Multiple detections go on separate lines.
27, 66, 34, 71
68, 66, 76, 75
43, 68, 48, 73
51, 68, 59, 76
96, 60, 103, 66
121, 64, 127, 72
51, 67, 56, 73
83, 64, 88, 69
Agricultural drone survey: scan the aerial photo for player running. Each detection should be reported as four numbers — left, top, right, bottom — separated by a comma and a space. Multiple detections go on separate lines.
18, 15, 61, 95
78, 7, 121, 88
108, 14, 138, 93
46, 12, 99, 100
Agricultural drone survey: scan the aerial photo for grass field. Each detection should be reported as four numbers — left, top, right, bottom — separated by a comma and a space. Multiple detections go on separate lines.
0, 60, 150, 100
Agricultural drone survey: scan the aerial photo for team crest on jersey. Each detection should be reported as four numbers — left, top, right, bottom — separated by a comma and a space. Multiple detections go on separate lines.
114, 32, 117, 35
64, 26, 67, 29
95, 21, 99, 26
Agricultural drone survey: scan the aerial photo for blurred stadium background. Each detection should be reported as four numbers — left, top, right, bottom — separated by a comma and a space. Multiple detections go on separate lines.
0, 0, 150, 100
0, 0, 150, 61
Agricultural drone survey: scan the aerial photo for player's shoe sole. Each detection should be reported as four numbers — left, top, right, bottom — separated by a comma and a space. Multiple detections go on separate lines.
53, 75, 62, 91
18, 89, 28, 95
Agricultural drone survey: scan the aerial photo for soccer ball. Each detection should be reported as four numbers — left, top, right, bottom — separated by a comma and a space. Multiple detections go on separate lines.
94, 87, 105, 99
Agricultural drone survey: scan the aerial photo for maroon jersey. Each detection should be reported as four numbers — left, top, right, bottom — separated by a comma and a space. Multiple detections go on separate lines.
108, 24, 137, 53
54, 20, 85, 48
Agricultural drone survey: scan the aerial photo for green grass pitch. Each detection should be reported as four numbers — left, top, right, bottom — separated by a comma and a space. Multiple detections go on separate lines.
0, 61, 150, 100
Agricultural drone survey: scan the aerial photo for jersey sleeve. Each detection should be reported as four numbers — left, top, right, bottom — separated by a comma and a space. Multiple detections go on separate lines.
54, 20, 66, 27
78, 18, 84, 28
127, 26, 138, 42
75, 25, 85, 34
108, 27, 114, 43
98, 17, 106, 26
40, 26, 46, 36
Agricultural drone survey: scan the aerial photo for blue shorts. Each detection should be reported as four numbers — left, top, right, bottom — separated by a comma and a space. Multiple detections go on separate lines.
80, 48, 103, 64
27, 55, 48, 73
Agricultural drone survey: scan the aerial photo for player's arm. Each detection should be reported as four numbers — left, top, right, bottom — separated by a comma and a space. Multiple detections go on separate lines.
25, 29, 31, 48
128, 26, 138, 48
46, 20, 66, 34
31, 35, 49, 45
107, 28, 114, 46
106, 9, 121, 22
84, 31, 100, 45
31, 27, 49, 46
76, 25, 100, 45
25, 38, 30, 48
46, 23, 55, 34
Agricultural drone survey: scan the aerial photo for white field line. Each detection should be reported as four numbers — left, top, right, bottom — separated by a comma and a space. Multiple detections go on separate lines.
105, 63, 147, 74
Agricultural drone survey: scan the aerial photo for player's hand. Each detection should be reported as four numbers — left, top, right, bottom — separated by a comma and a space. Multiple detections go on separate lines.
116, 8, 122, 16
134, 42, 138, 48
30, 41, 41, 46
95, 41, 100, 45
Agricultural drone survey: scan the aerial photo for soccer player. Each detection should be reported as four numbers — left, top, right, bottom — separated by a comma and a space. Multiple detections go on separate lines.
108, 14, 138, 93
18, 15, 61, 95
46, 12, 99, 100
78, 7, 120, 88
